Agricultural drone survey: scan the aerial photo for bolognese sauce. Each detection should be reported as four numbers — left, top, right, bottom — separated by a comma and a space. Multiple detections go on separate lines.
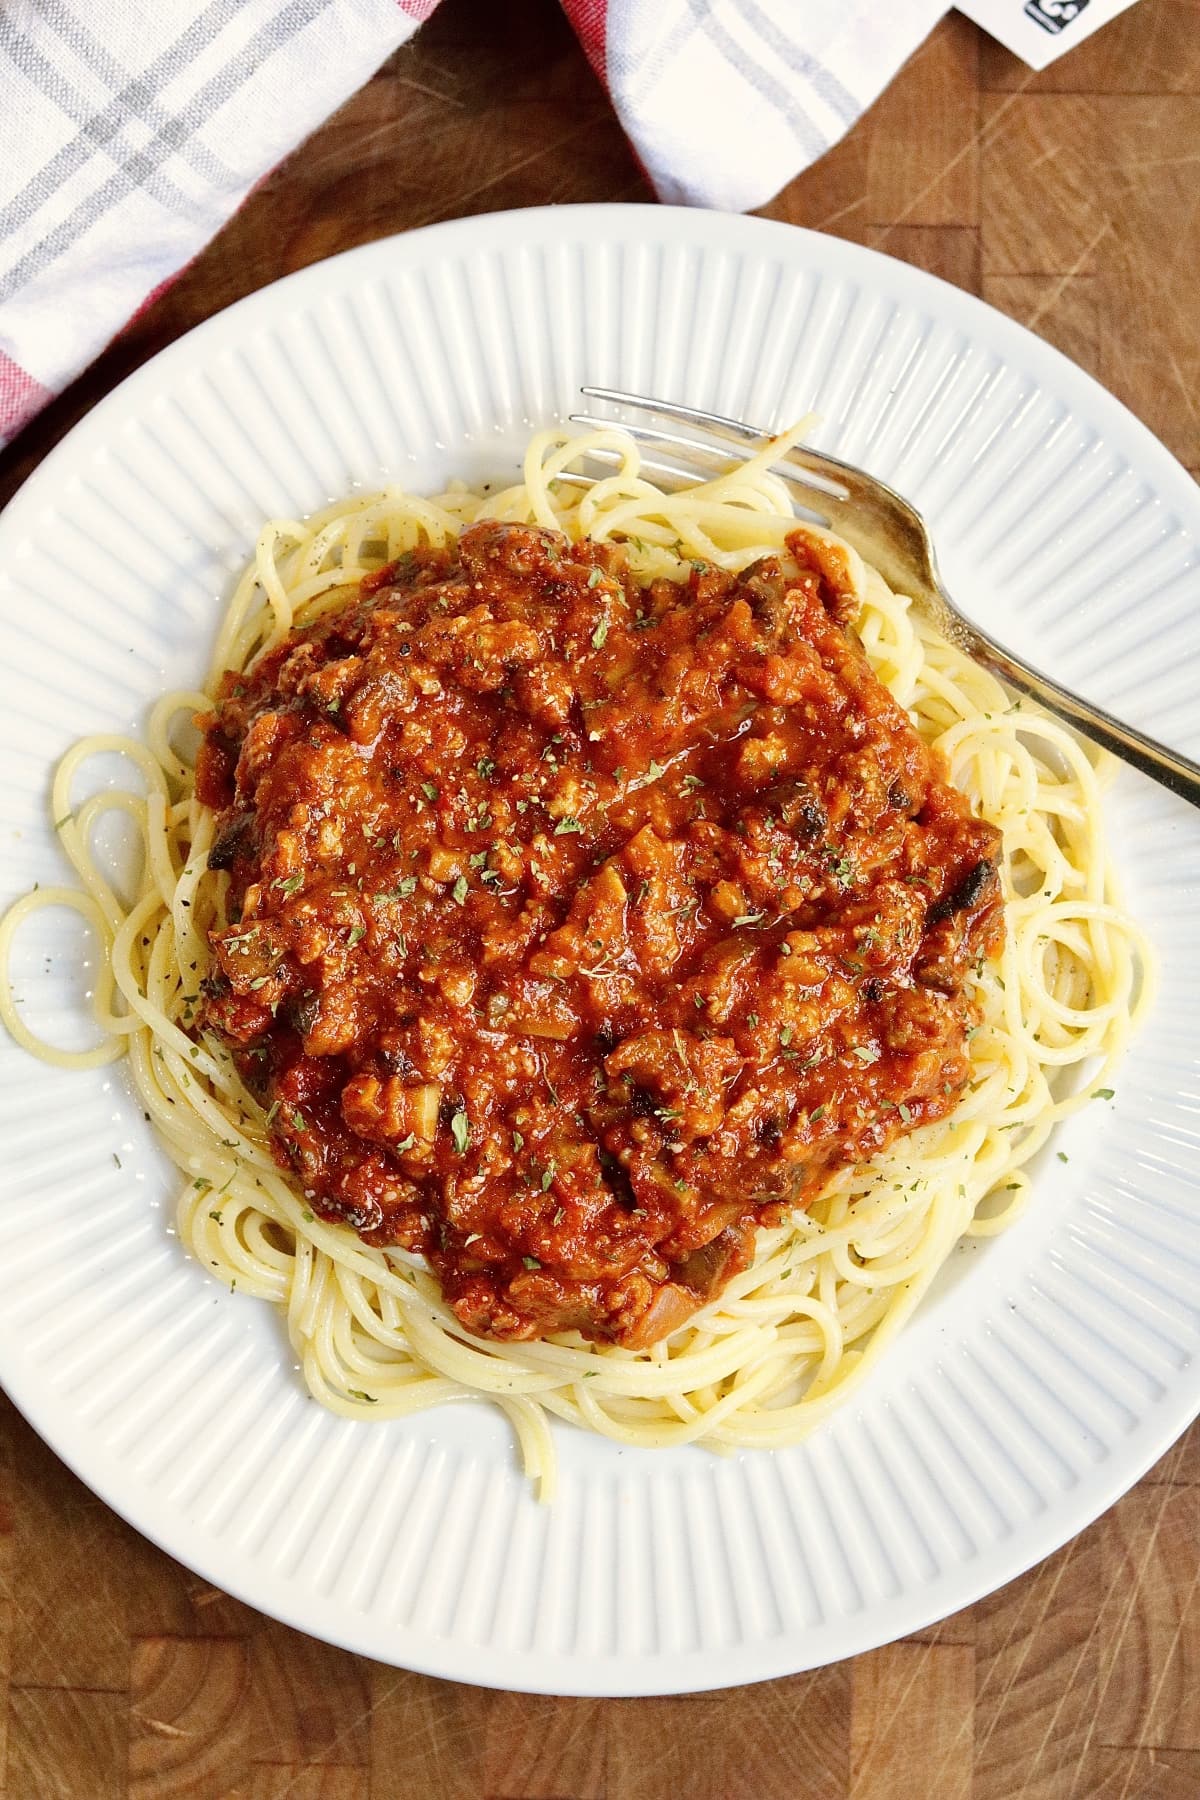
196, 520, 1002, 1348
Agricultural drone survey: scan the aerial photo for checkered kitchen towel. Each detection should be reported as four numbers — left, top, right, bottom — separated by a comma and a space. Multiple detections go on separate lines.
0, 0, 947, 446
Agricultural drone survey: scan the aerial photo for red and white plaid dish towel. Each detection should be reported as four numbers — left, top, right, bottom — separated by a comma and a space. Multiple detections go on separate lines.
0, 0, 947, 446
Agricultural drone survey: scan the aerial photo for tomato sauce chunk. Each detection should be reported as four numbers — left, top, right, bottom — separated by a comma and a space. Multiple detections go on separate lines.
197, 521, 1003, 1347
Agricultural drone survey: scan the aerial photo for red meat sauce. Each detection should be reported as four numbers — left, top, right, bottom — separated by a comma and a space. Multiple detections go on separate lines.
196, 519, 1003, 1349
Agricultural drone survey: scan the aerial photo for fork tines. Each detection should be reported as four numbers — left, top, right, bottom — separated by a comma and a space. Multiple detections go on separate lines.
570, 386, 848, 502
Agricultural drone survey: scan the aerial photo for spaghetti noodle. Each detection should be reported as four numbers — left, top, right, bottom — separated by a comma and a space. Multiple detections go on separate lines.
0, 425, 1152, 1498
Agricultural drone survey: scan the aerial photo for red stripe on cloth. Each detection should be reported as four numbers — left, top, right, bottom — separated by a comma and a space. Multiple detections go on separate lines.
395, 0, 441, 20
561, 0, 607, 83
0, 351, 53, 443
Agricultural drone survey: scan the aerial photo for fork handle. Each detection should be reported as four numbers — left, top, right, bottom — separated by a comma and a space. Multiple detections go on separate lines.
959, 615, 1200, 807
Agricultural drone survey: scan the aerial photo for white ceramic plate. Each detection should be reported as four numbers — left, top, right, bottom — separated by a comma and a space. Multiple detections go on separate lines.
2, 206, 1198, 1697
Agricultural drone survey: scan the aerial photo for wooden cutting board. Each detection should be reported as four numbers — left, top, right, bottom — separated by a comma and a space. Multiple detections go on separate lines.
1, 1, 1197, 1793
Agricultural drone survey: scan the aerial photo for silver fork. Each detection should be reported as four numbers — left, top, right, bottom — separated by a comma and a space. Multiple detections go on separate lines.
571, 387, 1200, 808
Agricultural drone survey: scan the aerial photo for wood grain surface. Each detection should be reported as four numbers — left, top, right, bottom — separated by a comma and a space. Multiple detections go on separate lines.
1, 2, 1198, 1794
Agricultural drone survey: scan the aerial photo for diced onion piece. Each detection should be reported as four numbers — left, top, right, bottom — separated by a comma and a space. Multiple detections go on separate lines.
410, 1083, 441, 1140
511, 1014, 575, 1041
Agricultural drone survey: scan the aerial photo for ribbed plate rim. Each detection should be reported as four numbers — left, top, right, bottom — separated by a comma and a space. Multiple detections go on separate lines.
0, 204, 1197, 1696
